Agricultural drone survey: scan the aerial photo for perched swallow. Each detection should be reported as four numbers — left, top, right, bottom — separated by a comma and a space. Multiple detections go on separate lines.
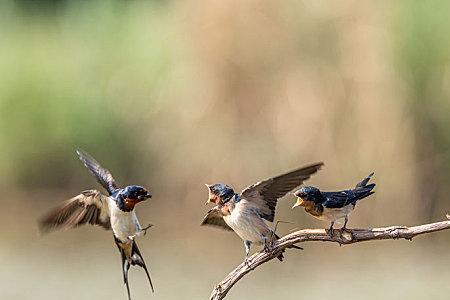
201, 162, 323, 262
292, 172, 375, 234
39, 149, 154, 300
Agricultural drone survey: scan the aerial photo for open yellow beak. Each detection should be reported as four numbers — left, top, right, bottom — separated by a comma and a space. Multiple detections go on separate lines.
205, 184, 213, 205
292, 198, 304, 209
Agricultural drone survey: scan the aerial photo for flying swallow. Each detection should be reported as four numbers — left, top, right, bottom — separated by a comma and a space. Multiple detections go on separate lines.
39, 149, 154, 300
201, 162, 323, 262
292, 172, 375, 234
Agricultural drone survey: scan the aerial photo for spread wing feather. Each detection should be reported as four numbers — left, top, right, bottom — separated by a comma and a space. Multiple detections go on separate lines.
76, 149, 117, 195
240, 162, 324, 222
201, 207, 233, 231
39, 190, 111, 232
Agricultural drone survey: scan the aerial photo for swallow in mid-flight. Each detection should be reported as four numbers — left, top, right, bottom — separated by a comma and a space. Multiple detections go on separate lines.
201, 162, 323, 262
39, 149, 154, 300
292, 172, 375, 234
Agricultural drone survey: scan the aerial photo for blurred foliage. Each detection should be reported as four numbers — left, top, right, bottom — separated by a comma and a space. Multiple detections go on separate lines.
394, 0, 450, 217
0, 0, 173, 187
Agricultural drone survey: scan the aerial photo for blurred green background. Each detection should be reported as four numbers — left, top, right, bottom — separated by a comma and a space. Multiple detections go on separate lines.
1, 0, 450, 299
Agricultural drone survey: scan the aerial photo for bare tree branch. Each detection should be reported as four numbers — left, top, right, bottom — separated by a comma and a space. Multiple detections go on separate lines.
209, 215, 450, 300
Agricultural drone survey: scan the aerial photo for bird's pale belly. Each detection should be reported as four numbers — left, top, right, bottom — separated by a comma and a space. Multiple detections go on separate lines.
111, 214, 137, 242
317, 204, 354, 222
223, 211, 270, 244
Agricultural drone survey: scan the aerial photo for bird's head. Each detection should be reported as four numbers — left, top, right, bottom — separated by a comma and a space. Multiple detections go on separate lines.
292, 186, 321, 208
205, 183, 235, 205
121, 185, 152, 210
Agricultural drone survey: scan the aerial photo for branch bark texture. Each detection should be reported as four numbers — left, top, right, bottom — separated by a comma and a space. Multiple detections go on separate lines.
209, 216, 450, 300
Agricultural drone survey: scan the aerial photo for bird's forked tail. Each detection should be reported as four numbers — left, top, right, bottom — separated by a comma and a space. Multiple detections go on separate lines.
115, 238, 154, 300
353, 172, 376, 200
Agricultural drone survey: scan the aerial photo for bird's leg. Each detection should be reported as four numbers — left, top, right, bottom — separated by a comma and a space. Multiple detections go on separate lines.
341, 216, 349, 231
328, 221, 335, 237
263, 236, 274, 253
132, 223, 154, 240
244, 240, 251, 267
142, 223, 153, 236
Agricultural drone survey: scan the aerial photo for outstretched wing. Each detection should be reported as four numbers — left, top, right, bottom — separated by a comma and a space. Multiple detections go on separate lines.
39, 190, 111, 232
201, 207, 233, 231
240, 162, 324, 222
76, 148, 117, 195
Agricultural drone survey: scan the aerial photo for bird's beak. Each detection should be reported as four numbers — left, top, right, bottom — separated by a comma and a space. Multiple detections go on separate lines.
205, 184, 213, 205
137, 192, 152, 201
292, 198, 304, 209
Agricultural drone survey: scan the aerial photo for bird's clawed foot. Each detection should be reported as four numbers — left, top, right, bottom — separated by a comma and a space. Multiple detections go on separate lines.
142, 223, 153, 236
244, 257, 251, 267
127, 224, 153, 241
340, 217, 349, 234
263, 241, 275, 254
328, 223, 334, 237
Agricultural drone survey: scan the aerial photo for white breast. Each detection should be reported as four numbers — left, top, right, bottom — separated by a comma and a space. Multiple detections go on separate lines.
108, 198, 141, 243
319, 204, 355, 222
223, 200, 271, 244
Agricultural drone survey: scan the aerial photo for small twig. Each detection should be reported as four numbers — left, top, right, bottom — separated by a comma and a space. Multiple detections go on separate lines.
209, 216, 450, 300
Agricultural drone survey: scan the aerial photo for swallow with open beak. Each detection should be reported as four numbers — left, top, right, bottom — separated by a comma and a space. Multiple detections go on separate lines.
292, 172, 375, 235
39, 149, 154, 300
201, 162, 323, 263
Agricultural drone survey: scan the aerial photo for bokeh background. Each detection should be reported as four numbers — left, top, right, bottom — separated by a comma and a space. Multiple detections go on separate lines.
1, 0, 450, 299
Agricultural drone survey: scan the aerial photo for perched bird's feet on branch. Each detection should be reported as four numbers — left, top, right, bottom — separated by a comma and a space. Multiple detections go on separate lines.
328, 224, 334, 237
263, 241, 275, 254
244, 258, 251, 268
340, 216, 350, 234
